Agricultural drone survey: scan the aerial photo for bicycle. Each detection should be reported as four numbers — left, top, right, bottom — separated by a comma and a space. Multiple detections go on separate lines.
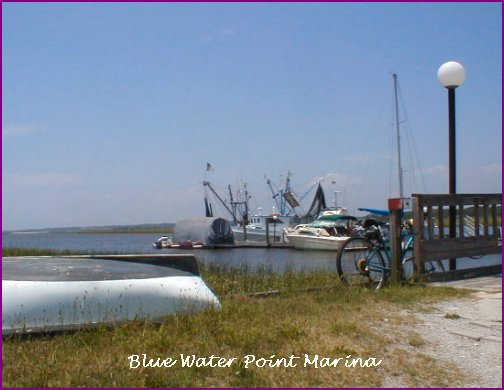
336, 222, 445, 289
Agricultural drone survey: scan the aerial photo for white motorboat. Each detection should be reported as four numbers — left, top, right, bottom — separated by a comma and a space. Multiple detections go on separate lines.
285, 213, 358, 251
153, 235, 174, 249
2, 255, 220, 335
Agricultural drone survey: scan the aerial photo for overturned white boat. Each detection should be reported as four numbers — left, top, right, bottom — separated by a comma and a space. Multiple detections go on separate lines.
2, 255, 220, 335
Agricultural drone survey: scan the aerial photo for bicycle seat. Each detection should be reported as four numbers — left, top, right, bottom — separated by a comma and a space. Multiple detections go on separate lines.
364, 225, 382, 242
362, 218, 379, 229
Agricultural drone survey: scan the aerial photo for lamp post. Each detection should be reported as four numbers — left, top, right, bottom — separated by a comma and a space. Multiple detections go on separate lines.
437, 61, 466, 270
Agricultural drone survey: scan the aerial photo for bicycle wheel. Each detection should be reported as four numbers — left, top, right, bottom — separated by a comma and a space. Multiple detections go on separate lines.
337, 237, 387, 289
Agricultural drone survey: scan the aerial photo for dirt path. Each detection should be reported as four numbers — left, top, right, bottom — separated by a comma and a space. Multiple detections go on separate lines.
387, 275, 502, 388
415, 291, 501, 387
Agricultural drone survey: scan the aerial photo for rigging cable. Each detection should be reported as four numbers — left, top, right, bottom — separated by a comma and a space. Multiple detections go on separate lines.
396, 80, 428, 193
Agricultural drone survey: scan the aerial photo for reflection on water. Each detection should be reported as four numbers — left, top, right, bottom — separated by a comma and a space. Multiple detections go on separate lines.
2, 232, 501, 273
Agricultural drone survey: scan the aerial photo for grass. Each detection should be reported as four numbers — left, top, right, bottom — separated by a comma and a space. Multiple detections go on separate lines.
80, 228, 174, 234
2, 248, 77, 257
3, 248, 126, 256
2, 249, 471, 387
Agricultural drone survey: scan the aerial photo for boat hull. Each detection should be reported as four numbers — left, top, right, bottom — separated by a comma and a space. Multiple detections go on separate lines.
232, 227, 284, 242
285, 234, 348, 251
2, 256, 220, 335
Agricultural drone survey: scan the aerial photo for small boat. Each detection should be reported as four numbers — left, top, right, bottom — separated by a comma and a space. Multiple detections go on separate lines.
153, 217, 234, 249
284, 212, 358, 251
153, 235, 174, 249
2, 255, 220, 335
153, 237, 207, 249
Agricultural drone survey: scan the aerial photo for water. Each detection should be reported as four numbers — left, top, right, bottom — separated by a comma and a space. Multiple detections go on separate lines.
2, 232, 340, 273
2, 232, 163, 255
2, 232, 501, 274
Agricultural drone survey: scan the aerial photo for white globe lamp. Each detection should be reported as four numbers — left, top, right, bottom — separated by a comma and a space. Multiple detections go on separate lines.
437, 61, 466, 89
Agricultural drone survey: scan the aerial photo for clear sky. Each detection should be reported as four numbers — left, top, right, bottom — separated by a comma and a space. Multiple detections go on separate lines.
2, 2, 502, 230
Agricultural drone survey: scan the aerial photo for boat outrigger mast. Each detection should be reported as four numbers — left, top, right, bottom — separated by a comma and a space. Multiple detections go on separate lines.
203, 180, 250, 225
203, 180, 238, 224
265, 171, 300, 216
229, 183, 249, 225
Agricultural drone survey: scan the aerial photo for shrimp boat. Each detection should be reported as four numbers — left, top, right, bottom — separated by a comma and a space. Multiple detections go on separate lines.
203, 171, 328, 242
203, 176, 296, 242
232, 213, 292, 242
2, 255, 220, 335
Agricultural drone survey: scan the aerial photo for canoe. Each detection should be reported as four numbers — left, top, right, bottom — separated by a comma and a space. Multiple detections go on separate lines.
2, 255, 220, 335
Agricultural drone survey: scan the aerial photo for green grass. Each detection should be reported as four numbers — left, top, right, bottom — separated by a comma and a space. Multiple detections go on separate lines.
2, 249, 471, 387
2, 248, 77, 257
80, 228, 174, 234
2, 248, 126, 256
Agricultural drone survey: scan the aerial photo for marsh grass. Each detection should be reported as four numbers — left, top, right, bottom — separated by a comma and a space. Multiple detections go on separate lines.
2, 247, 125, 257
80, 228, 174, 234
2, 250, 470, 387
2, 248, 77, 257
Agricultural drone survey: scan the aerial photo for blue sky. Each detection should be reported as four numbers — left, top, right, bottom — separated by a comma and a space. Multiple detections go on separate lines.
2, 2, 502, 230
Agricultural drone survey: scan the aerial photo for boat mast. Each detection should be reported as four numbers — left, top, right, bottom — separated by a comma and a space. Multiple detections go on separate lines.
266, 177, 282, 214
228, 185, 236, 219
282, 171, 293, 215
230, 183, 249, 225
393, 73, 404, 201
265, 171, 295, 215
202, 181, 238, 224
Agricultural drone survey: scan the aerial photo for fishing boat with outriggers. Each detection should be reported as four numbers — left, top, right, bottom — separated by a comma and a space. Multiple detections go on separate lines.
203, 170, 328, 242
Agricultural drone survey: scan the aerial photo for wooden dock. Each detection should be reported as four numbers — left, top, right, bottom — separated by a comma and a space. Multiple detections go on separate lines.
410, 193, 502, 282
212, 242, 294, 249
154, 241, 295, 250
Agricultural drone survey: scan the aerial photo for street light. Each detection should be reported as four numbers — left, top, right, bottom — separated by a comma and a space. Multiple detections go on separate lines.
437, 61, 466, 270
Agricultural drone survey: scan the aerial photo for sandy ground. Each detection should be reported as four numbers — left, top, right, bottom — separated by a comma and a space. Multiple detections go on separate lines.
385, 275, 502, 388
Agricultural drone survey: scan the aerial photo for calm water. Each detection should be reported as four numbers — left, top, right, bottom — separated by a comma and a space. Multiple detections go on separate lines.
2, 232, 340, 273
2, 232, 501, 273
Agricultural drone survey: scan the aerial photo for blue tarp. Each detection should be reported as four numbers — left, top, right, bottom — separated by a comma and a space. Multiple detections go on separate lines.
358, 208, 390, 216
318, 214, 357, 222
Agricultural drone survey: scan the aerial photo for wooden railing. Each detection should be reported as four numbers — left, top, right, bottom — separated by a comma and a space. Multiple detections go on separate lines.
411, 193, 502, 282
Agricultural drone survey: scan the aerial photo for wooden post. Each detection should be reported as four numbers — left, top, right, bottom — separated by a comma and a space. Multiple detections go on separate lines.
388, 198, 403, 283
449, 202, 457, 270
411, 196, 425, 280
